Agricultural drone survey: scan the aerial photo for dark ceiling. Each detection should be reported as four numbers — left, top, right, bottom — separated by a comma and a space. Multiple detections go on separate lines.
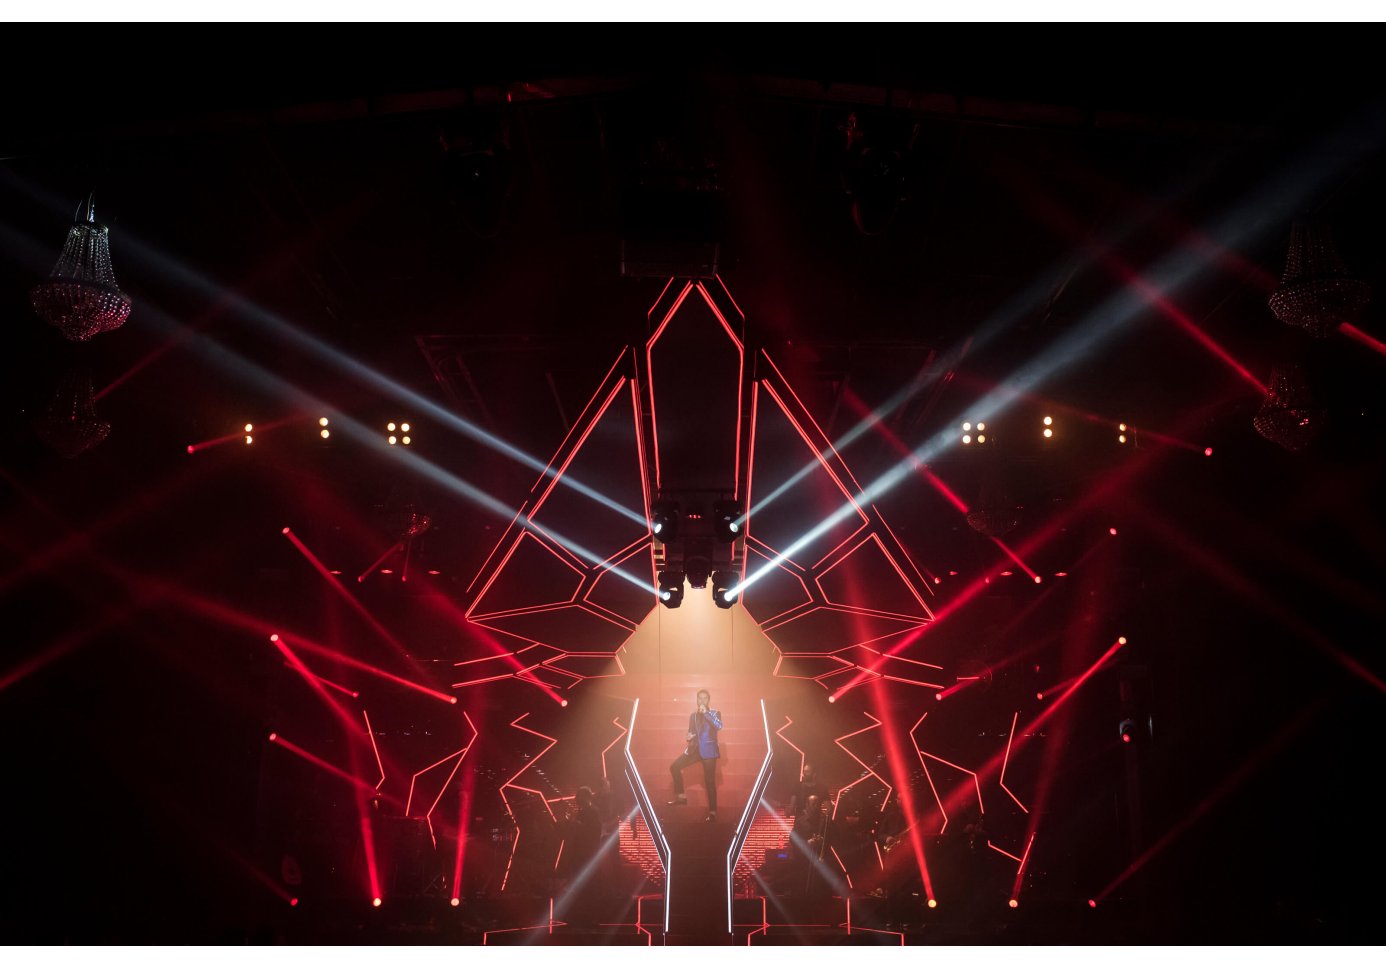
5, 43, 1385, 573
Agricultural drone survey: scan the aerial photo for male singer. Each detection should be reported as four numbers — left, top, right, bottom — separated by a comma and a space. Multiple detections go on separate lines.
668, 688, 723, 822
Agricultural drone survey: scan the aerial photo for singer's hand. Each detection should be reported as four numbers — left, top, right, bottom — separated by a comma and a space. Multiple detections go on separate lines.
686, 732, 695, 743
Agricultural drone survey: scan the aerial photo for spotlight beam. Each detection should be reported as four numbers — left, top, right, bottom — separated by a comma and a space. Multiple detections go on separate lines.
867, 679, 936, 901
97, 210, 648, 527
0, 177, 646, 534
738, 107, 1386, 604
840, 388, 1040, 583
833, 387, 1237, 701
44, 281, 661, 602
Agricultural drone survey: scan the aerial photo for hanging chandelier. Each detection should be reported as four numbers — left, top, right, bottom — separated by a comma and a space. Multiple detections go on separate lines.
1267, 222, 1370, 338
30, 197, 133, 342
33, 369, 111, 458
1252, 363, 1325, 452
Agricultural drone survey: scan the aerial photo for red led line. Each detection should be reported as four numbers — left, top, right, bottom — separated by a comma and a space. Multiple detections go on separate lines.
911, 714, 949, 834
362, 710, 385, 790
645, 281, 696, 491
465, 509, 525, 596
744, 382, 759, 540
761, 382, 868, 524
599, 716, 629, 779
988, 841, 1023, 864
874, 509, 939, 588
539, 347, 630, 490
499, 713, 560, 890
832, 713, 893, 816
828, 847, 853, 889
694, 281, 746, 498
629, 380, 654, 545
530, 379, 626, 518
775, 716, 807, 780
999, 711, 1030, 814
405, 712, 478, 818
762, 351, 864, 492
910, 713, 986, 818
713, 274, 747, 329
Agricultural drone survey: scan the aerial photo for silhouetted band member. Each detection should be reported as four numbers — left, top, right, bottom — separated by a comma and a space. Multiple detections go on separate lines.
668, 689, 723, 821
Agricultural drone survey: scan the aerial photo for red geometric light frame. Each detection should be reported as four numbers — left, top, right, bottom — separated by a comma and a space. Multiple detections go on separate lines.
831, 711, 894, 818
742, 349, 939, 690
451, 275, 1039, 913
909, 710, 1032, 877
461, 350, 656, 698
643, 278, 747, 498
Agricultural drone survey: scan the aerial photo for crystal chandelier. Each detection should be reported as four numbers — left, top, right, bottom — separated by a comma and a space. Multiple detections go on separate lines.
1267, 222, 1370, 338
1252, 363, 1325, 452
33, 369, 111, 458
30, 198, 133, 342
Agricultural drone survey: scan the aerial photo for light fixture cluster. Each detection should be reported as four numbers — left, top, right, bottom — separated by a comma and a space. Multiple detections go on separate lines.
961, 421, 986, 445
386, 421, 413, 446
653, 495, 744, 610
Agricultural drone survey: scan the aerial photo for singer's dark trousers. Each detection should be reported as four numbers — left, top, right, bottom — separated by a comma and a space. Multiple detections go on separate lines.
670, 750, 718, 812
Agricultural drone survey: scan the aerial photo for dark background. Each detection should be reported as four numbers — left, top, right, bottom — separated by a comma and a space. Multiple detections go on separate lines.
1, 35, 1383, 942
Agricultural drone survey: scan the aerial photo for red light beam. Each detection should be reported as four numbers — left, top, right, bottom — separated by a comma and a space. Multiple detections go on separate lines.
358, 540, 404, 584
278, 632, 457, 705
281, 527, 421, 670
1339, 322, 1386, 358
268, 733, 390, 800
